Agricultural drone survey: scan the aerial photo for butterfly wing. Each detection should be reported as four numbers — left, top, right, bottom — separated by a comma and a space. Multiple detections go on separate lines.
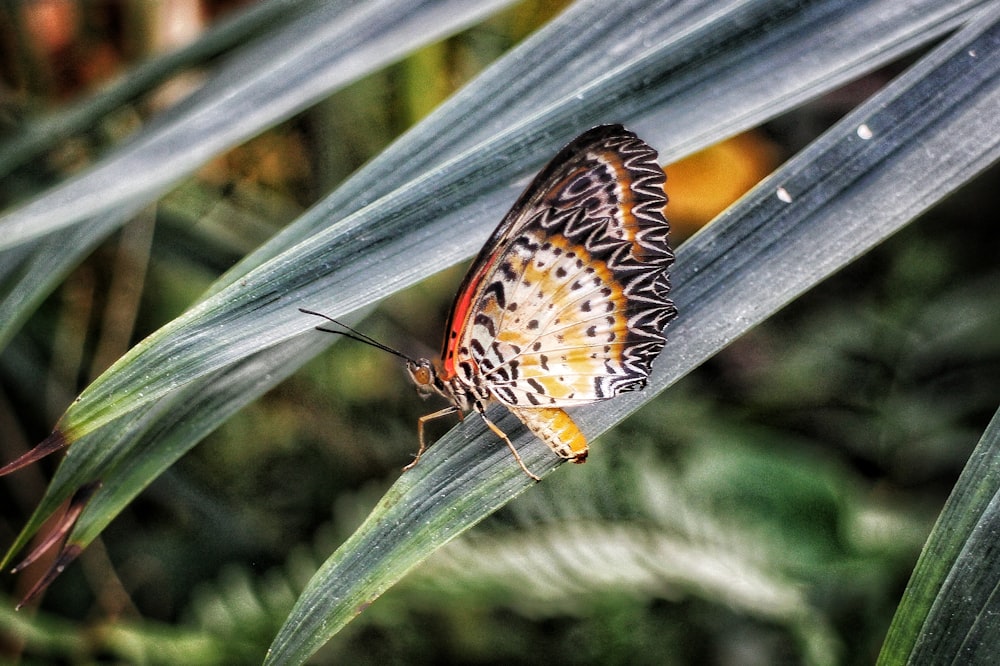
443, 125, 675, 409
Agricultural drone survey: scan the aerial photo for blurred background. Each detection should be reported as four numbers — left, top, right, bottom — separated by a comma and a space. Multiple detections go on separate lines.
0, 1, 998, 663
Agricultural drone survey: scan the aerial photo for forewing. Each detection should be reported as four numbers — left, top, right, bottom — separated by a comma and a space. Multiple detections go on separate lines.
451, 125, 676, 407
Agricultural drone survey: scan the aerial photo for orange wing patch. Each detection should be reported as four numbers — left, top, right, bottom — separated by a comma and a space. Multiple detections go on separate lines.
467, 230, 635, 407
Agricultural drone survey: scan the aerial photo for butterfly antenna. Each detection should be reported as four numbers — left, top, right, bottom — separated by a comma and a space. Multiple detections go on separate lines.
299, 308, 415, 362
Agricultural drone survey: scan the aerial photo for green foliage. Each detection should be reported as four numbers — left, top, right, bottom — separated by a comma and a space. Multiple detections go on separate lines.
1, 1, 999, 664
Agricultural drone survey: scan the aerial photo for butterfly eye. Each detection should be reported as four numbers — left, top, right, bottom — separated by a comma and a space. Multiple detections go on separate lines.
407, 360, 435, 388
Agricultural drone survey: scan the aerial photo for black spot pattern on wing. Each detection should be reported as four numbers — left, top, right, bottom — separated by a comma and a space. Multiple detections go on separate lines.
452, 125, 676, 407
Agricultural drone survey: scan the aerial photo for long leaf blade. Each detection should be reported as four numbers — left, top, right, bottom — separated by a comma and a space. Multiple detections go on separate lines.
0, 0, 516, 349
0, 0, 316, 178
4, 0, 989, 594
49, 0, 988, 444
265, 8, 1000, 663
878, 405, 1000, 663
220, 0, 982, 290
0, 0, 516, 250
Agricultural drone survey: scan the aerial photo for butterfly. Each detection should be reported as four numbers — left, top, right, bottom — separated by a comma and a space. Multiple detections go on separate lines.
304, 124, 675, 480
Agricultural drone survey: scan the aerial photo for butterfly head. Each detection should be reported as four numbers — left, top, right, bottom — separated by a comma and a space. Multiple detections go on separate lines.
300, 309, 471, 409
406, 357, 467, 404
406, 358, 439, 396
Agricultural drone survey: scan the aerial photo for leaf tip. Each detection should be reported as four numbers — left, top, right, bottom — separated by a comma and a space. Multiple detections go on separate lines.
8, 480, 100, 591
0, 430, 70, 476
14, 543, 83, 610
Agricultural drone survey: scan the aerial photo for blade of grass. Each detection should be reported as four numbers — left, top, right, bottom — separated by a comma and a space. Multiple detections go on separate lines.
0, 0, 517, 250
2, 0, 994, 622
0, 0, 984, 353
878, 405, 1000, 663
0, 0, 318, 179
46, 0, 988, 447
0, 320, 370, 571
219, 0, 982, 290
265, 9, 1000, 662
0, 0, 519, 351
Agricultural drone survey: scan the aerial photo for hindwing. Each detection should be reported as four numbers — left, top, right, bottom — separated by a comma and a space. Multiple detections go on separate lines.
442, 124, 676, 408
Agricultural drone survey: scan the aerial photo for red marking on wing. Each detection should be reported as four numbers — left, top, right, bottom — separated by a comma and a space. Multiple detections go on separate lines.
441, 255, 495, 379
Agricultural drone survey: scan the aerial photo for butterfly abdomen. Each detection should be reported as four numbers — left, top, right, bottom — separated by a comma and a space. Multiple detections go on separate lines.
509, 406, 589, 463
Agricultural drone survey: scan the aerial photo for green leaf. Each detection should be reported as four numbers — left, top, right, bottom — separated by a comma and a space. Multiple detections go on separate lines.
265, 7, 1000, 663
0, 0, 318, 179
0, 0, 517, 348
878, 406, 1000, 664
0, 0, 516, 249
2, 0, 998, 662
8, 0, 979, 572
35, 0, 989, 451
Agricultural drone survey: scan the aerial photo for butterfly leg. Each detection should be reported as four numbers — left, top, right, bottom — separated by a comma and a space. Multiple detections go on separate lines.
474, 403, 542, 482
405, 405, 460, 471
